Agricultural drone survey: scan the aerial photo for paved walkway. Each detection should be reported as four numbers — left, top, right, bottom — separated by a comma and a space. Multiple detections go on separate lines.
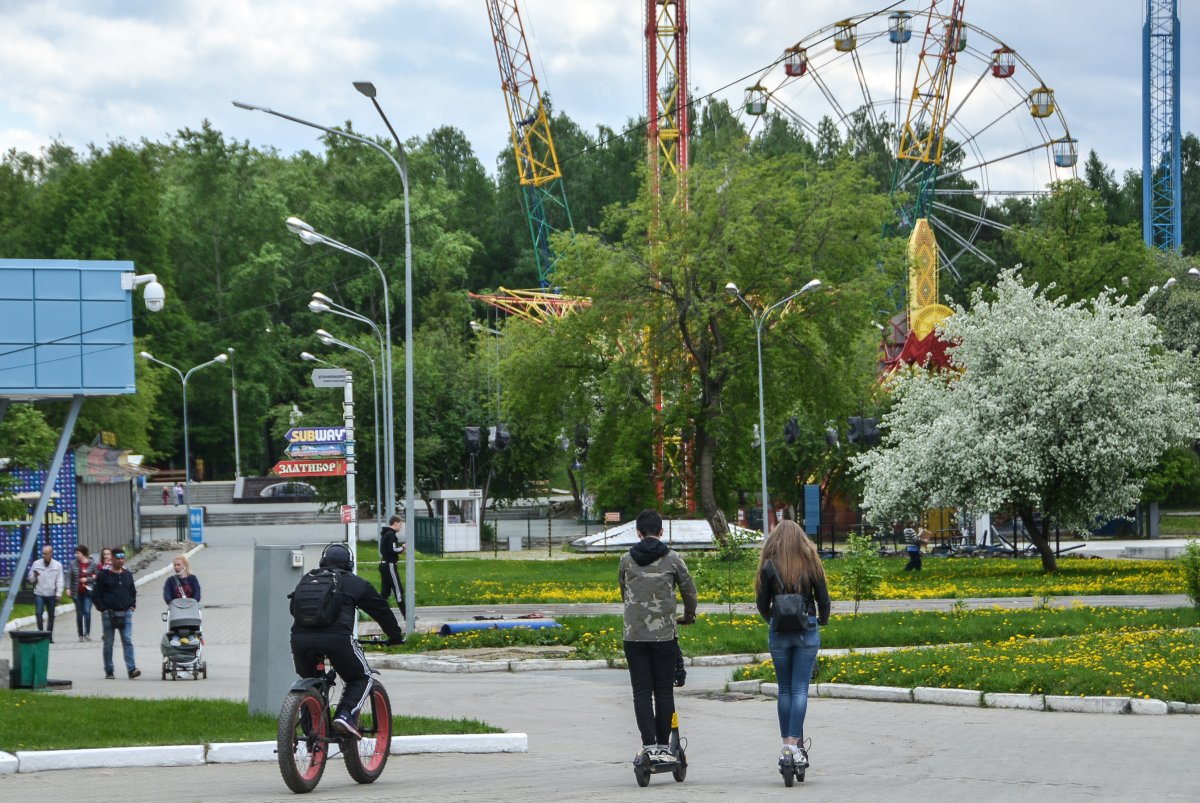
3, 523, 1199, 800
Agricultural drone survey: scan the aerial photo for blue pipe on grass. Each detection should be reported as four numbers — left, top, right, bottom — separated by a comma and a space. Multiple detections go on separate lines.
438, 619, 562, 636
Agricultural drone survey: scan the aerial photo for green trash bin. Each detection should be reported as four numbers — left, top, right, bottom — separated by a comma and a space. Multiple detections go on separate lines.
10, 630, 51, 689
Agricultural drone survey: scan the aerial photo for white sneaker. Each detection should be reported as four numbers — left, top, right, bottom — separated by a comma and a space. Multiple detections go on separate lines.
791, 745, 809, 769
651, 745, 673, 763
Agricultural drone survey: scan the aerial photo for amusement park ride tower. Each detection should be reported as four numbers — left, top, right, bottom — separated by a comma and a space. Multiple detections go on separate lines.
1144, 0, 1182, 252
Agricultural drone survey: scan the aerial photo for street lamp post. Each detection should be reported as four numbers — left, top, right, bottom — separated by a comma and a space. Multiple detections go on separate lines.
235, 90, 416, 632
726, 278, 823, 535
315, 330, 384, 541
289, 218, 395, 524
139, 352, 229, 512
307, 291, 392, 519
227, 347, 241, 478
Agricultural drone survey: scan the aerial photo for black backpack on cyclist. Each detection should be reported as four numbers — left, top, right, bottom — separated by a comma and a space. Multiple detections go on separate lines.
289, 568, 345, 627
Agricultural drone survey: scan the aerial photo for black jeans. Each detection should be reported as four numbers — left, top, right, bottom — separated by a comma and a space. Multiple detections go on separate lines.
291, 631, 374, 719
624, 640, 676, 746
904, 547, 923, 571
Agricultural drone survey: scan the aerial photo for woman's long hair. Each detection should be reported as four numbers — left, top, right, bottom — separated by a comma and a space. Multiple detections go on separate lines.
755, 520, 826, 594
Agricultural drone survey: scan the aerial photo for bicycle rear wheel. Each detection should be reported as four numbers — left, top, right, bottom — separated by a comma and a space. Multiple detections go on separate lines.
343, 682, 392, 784
278, 690, 330, 793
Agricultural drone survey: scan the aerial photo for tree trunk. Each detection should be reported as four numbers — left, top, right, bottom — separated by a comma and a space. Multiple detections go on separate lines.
696, 426, 729, 545
1019, 507, 1057, 572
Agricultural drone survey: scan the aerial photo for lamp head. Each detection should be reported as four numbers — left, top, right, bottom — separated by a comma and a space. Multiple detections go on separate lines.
799, 278, 823, 295
353, 81, 378, 98
311, 291, 332, 304
231, 100, 258, 111
1164, 278, 1177, 290
725, 282, 740, 296
1190, 267, 1200, 279
469, 321, 482, 332
308, 300, 330, 314
227, 347, 235, 355
300, 352, 317, 362
316, 329, 335, 345
285, 216, 315, 235
138, 351, 153, 360
298, 230, 323, 246
214, 354, 228, 364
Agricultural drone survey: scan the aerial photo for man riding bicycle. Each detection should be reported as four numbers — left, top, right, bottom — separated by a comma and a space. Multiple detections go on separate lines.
290, 543, 405, 738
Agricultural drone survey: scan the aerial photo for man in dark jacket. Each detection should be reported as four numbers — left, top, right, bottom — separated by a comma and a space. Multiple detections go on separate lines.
93, 547, 139, 679
377, 515, 406, 615
618, 510, 698, 763
290, 543, 406, 738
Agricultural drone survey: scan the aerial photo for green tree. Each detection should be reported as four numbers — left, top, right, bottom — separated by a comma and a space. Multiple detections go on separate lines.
0, 404, 58, 520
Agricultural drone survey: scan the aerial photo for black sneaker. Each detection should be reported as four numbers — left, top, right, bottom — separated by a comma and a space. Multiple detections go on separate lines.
129, 668, 141, 679
105, 673, 115, 679
332, 714, 362, 739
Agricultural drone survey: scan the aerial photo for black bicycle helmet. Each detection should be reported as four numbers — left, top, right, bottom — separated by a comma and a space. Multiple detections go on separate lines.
319, 543, 353, 571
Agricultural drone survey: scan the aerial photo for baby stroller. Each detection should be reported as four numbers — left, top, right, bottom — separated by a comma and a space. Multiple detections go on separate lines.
160, 597, 207, 680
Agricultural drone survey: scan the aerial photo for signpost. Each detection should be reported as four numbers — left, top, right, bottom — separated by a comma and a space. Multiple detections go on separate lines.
188, 505, 204, 543
270, 460, 347, 477
284, 427, 347, 444
284, 442, 348, 459
311, 368, 349, 388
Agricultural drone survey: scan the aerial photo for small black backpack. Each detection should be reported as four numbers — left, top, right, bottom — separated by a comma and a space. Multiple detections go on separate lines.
289, 568, 345, 627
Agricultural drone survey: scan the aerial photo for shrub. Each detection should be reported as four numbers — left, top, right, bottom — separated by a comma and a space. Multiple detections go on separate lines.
1179, 540, 1200, 608
841, 531, 885, 615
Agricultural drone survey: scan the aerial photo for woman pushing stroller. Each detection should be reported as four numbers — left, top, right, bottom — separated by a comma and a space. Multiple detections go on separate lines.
163, 555, 201, 604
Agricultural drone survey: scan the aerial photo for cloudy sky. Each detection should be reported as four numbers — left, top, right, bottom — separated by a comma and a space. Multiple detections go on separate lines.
0, 0, 1194, 181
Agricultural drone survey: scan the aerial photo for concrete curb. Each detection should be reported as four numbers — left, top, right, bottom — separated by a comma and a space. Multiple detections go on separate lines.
4, 543, 206, 633
730, 679, 1188, 716
11, 732, 528, 773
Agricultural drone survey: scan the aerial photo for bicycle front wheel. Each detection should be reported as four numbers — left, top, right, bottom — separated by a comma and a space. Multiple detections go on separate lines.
343, 682, 392, 784
278, 690, 330, 793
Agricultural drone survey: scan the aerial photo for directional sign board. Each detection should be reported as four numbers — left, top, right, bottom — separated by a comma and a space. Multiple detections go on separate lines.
311, 368, 348, 388
272, 460, 347, 477
284, 427, 347, 445
285, 442, 348, 459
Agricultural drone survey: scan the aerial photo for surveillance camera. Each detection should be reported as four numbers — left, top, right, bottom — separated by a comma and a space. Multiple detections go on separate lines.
144, 280, 165, 312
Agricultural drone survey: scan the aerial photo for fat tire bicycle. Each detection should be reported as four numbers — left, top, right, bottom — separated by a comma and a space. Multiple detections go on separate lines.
277, 637, 392, 793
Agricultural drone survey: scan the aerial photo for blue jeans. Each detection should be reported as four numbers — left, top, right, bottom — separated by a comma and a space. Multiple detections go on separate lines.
75, 592, 93, 637
34, 595, 57, 635
769, 620, 820, 740
102, 610, 137, 675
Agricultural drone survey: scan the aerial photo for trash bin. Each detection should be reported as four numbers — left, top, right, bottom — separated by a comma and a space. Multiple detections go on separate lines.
508, 534, 523, 552
10, 630, 51, 689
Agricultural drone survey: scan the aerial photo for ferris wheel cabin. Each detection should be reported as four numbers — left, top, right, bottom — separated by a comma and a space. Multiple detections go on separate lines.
1029, 86, 1056, 118
888, 12, 913, 44
784, 46, 808, 77
834, 20, 857, 52
1053, 137, 1079, 168
991, 47, 1016, 78
744, 84, 768, 116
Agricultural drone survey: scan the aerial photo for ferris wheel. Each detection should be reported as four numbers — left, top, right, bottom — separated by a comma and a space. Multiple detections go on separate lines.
741, 7, 1078, 280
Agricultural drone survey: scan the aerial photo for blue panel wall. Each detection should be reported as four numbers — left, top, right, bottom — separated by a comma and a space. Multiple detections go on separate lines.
0, 451, 78, 580
0, 259, 137, 396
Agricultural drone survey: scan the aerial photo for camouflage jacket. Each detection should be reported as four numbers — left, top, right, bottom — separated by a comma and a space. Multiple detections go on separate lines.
618, 537, 698, 642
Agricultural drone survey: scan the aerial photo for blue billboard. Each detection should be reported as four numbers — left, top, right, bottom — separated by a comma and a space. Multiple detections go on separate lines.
0, 259, 138, 396
0, 450, 78, 580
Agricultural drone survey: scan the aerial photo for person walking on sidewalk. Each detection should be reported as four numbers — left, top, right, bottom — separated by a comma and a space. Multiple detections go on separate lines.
27, 544, 64, 640
162, 554, 202, 604
94, 547, 140, 679
66, 545, 97, 641
618, 509, 698, 765
755, 520, 831, 774
377, 515, 407, 617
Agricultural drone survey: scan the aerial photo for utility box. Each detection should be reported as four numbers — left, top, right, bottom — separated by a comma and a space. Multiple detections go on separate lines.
248, 545, 305, 716
10, 630, 51, 689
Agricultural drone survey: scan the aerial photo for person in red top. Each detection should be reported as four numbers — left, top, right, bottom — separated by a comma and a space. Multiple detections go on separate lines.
66, 545, 97, 641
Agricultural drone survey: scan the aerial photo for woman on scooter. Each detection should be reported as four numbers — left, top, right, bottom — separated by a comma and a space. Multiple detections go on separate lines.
755, 520, 830, 776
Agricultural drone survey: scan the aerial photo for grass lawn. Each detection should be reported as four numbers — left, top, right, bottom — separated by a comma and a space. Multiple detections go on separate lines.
382, 606, 1200, 661
1159, 515, 1200, 536
733, 628, 1200, 703
0, 692, 501, 751
353, 548, 1186, 605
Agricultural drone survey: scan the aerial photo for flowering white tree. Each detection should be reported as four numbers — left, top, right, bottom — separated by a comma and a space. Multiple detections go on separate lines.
852, 271, 1197, 571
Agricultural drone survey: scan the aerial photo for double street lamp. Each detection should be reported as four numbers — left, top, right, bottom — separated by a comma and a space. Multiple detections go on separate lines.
726, 278, 823, 536
235, 84, 416, 632
139, 351, 228, 511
